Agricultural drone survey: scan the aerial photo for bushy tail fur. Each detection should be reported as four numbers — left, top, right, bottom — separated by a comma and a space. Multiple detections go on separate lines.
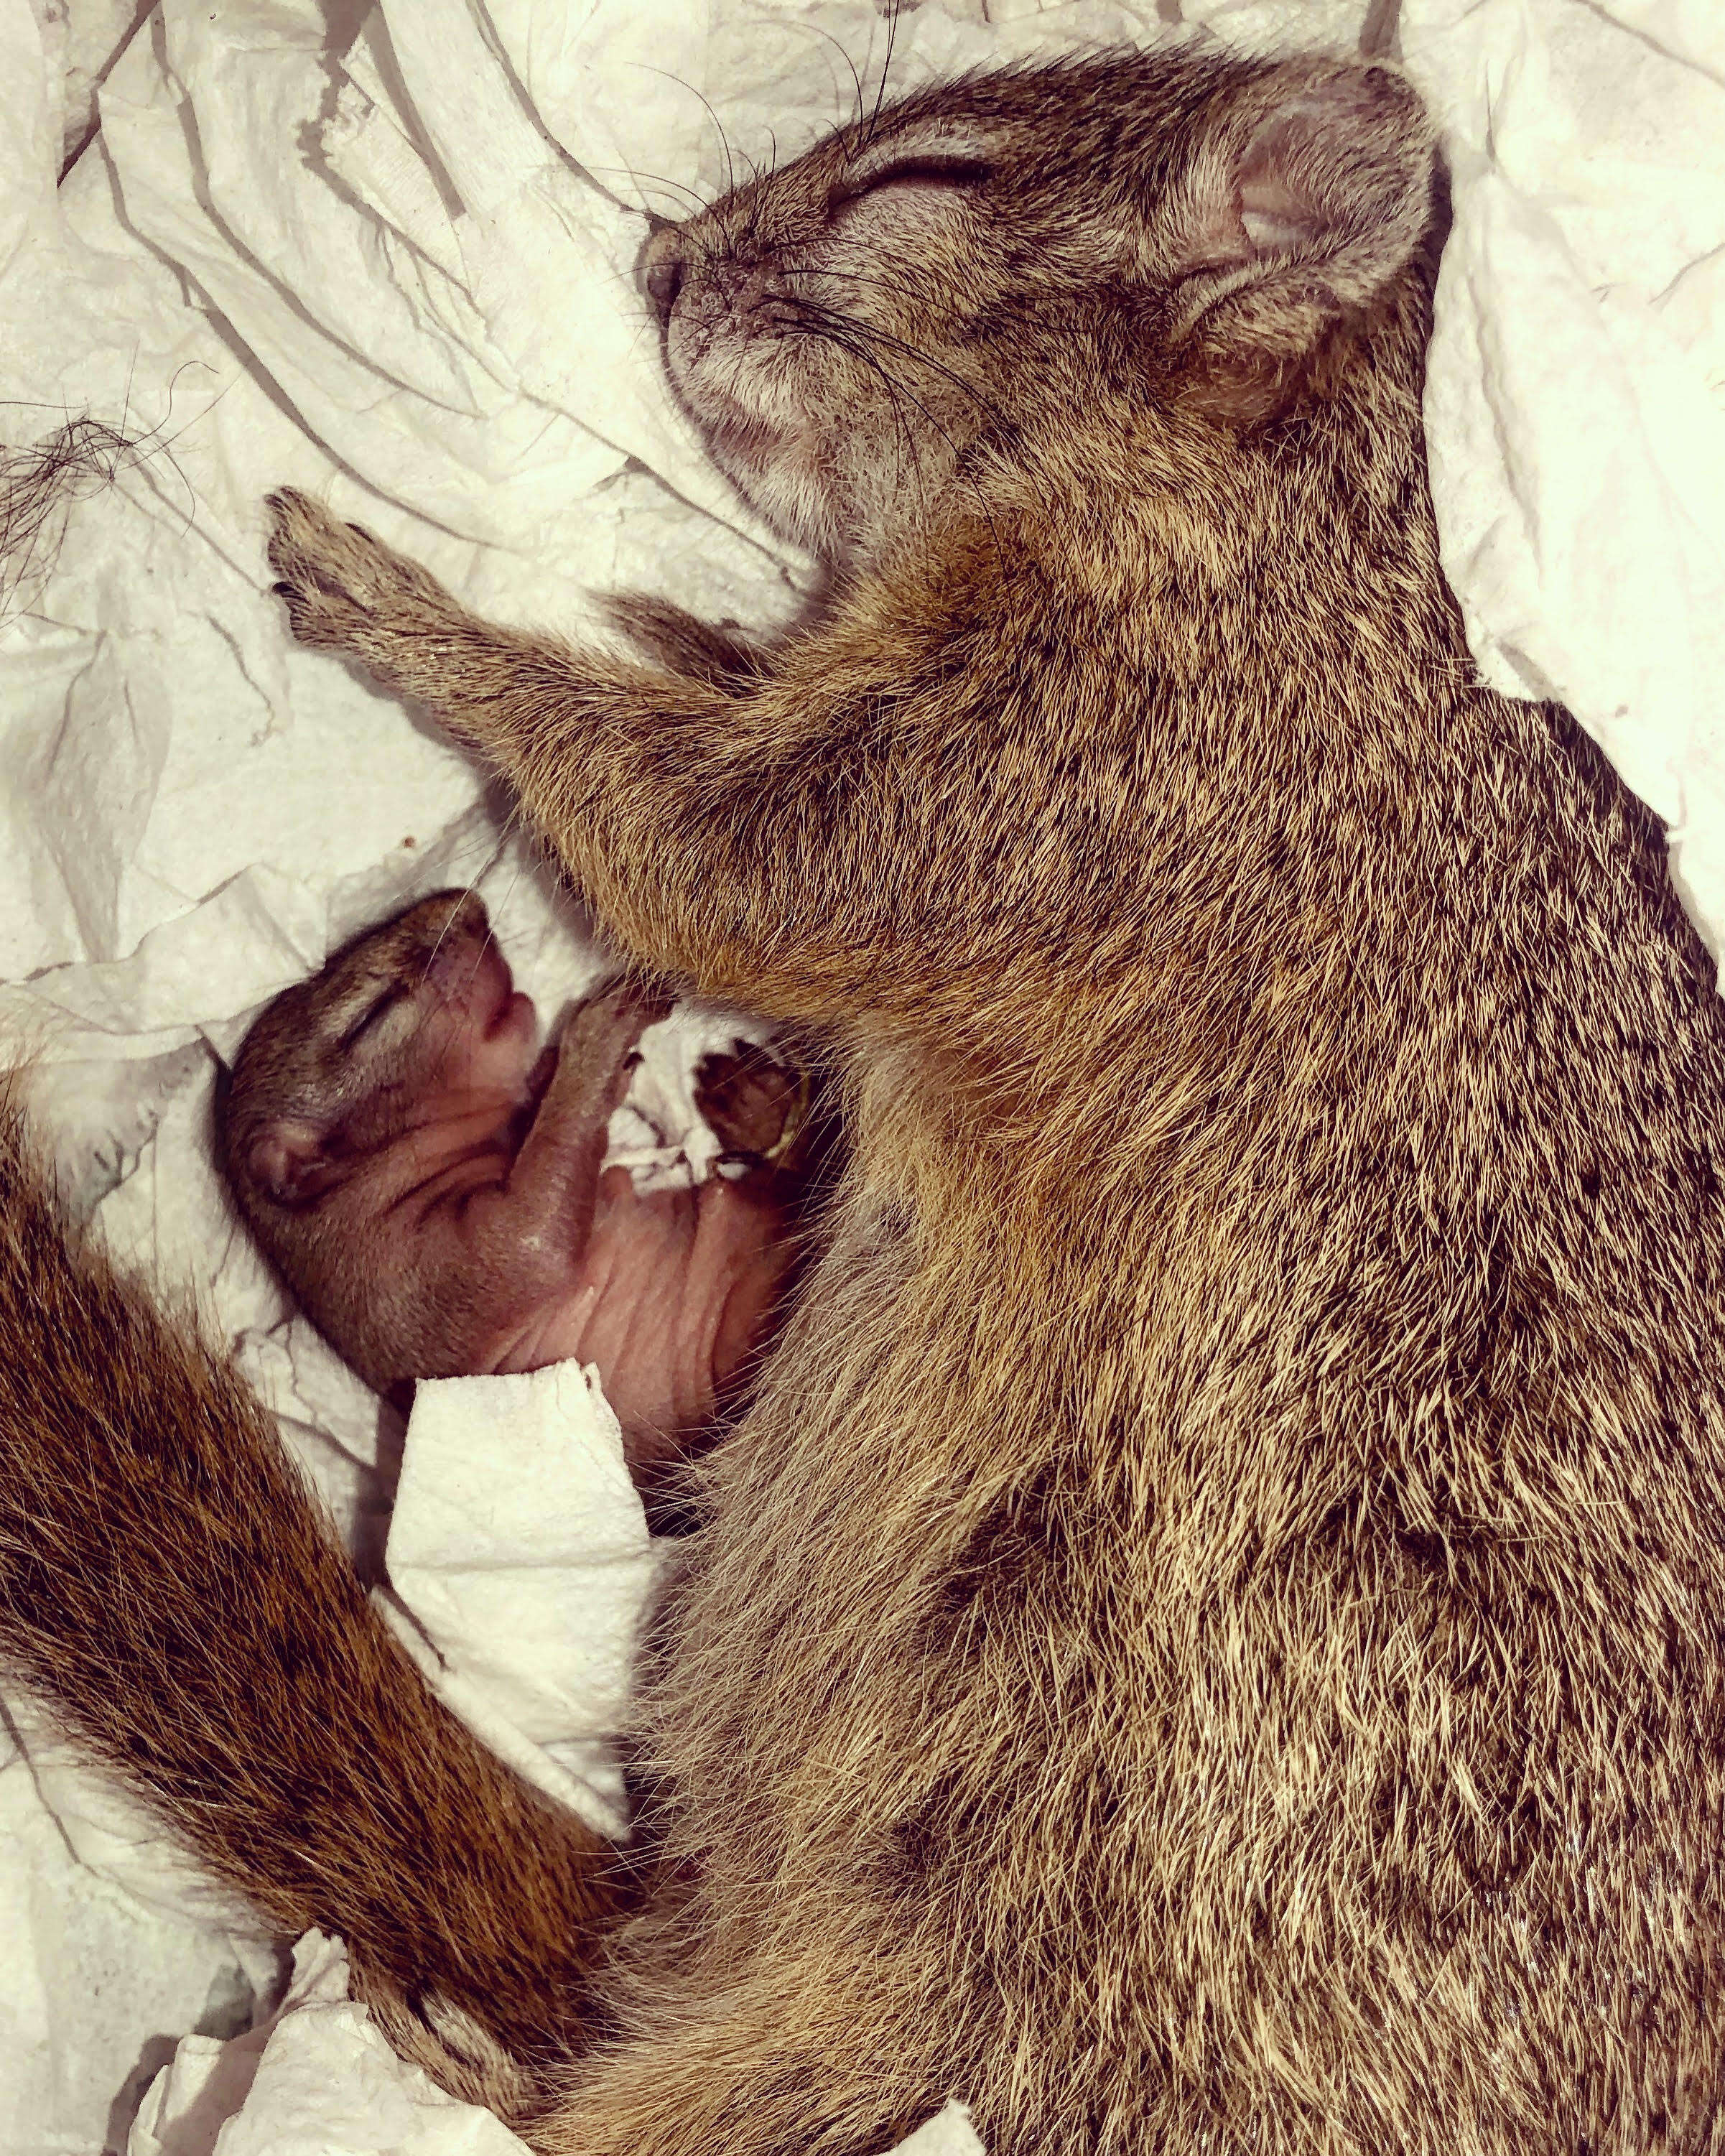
0, 1095, 612, 2106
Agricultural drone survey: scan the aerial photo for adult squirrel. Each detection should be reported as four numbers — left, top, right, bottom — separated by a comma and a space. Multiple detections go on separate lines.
6, 42, 1725, 2154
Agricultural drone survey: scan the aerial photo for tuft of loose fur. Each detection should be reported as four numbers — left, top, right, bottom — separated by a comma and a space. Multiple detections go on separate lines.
7, 41, 1725, 2155
0, 415, 185, 623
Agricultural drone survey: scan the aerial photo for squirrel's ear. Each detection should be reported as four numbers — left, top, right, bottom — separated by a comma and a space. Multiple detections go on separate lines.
245, 1119, 346, 1207
1158, 60, 1437, 367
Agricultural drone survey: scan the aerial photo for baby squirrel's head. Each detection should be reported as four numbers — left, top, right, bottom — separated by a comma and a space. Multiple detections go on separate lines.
643, 47, 1438, 562
220, 891, 538, 1216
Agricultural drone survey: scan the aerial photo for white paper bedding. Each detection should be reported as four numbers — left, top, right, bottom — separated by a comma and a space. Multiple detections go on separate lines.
1, 0, 1722, 2147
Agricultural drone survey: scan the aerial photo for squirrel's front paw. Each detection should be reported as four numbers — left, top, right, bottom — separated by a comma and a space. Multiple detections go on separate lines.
265, 488, 458, 684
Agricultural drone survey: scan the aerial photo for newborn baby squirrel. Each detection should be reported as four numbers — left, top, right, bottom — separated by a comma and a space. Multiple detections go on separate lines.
219, 888, 818, 1489
7, 38, 1725, 2156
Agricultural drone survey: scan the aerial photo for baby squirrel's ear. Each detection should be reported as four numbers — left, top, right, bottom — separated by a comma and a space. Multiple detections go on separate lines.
245, 1119, 347, 1208
1154, 60, 1437, 397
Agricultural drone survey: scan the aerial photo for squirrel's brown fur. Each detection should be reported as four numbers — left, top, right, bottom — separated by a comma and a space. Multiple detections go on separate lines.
0, 1083, 621, 2107
6, 42, 1725, 2155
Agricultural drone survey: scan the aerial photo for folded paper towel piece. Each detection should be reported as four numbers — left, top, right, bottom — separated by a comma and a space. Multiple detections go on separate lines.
4, 0, 1725, 2147
378, 1362, 668, 1844
126, 1933, 530, 2156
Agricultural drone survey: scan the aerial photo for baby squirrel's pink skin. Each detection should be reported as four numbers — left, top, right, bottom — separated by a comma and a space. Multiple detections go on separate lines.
219, 890, 807, 1483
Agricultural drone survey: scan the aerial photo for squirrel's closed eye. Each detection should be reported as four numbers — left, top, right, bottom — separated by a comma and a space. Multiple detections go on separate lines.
339, 985, 406, 1053
833, 157, 992, 210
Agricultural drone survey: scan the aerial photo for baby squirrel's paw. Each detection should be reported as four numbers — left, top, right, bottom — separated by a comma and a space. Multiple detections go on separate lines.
265, 488, 459, 684
551, 980, 674, 1128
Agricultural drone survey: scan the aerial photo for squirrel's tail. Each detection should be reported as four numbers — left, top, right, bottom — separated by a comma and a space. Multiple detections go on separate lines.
0, 1095, 615, 2106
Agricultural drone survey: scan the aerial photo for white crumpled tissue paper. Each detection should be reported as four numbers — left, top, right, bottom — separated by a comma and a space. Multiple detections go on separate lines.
1, 0, 1722, 2148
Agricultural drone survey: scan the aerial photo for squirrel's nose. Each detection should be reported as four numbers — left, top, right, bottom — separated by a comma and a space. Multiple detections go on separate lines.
645, 240, 686, 323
